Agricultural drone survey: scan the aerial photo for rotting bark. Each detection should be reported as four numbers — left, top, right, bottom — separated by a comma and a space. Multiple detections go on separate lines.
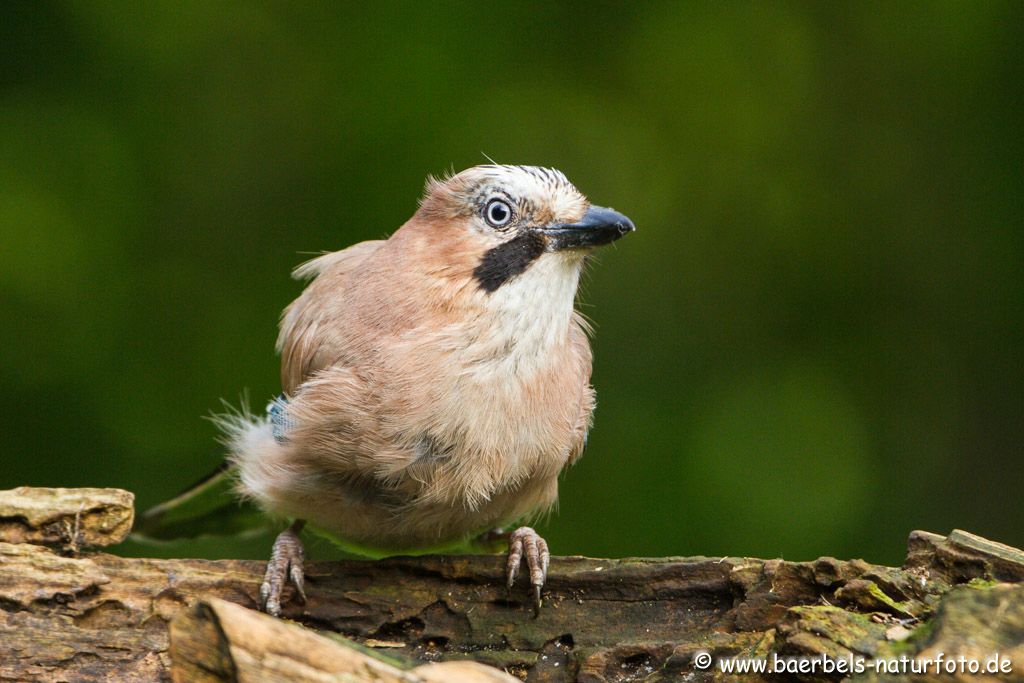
0, 487, 1021, 682
170, 597, 519, 683
0, 487, 134, 550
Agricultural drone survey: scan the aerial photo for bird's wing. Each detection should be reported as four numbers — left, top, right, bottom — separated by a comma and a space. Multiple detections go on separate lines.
277, 240, 385, 395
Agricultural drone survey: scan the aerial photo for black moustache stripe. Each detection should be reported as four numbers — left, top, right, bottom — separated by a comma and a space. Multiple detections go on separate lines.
473, 231, 546, 293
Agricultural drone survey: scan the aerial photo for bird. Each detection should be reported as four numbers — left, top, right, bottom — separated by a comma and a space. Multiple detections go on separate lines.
215, 164, 633, 616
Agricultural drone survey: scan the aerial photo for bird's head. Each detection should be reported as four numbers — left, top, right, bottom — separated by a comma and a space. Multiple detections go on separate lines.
411, 165, 634, 293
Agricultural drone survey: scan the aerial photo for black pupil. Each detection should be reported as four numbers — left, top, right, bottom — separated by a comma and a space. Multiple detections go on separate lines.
490, 202, 508, 223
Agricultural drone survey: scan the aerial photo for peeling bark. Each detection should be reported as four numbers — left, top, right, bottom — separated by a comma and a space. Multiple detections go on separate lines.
0, 487, 134, 550
0, 487, 1021, 682
170, 598, 518, 682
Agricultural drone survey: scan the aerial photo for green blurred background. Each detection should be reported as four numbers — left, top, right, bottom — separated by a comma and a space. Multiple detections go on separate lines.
1, 2, 1021, 566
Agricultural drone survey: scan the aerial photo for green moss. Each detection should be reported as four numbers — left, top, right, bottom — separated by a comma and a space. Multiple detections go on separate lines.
786, 605, 887, 657
880, 619, 935, 657
320, 632, 417, 670
864, 581, 916, 616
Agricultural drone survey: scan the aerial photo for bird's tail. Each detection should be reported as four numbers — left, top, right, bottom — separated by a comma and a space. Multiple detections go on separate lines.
211, 396, 295, 517
132, 400, 276, 543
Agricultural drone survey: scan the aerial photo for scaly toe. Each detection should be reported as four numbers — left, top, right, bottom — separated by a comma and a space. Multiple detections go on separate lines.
290, 562, 307, 604
260, 521, 306, 616
506, 536, 524, 591
506, 526, 550, 615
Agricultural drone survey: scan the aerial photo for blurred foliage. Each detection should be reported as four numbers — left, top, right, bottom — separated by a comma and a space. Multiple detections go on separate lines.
1, 1, 1021, 565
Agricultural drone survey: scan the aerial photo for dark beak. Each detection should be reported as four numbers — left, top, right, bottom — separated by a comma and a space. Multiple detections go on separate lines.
540, 205, 635, 251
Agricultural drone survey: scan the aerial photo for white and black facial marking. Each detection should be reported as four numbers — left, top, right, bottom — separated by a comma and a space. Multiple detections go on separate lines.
470, 166, 583, 293
473, 231, 548, 293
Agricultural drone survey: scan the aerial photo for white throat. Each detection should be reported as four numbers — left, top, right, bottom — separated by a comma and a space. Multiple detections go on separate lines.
478, 252, 583, 370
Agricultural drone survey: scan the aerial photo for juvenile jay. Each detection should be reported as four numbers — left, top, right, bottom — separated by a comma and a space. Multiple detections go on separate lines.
219, 165, 634, 616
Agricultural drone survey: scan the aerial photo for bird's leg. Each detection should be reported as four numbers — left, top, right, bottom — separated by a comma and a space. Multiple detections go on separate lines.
260, 519, 306, 617
505, 526, 550, 617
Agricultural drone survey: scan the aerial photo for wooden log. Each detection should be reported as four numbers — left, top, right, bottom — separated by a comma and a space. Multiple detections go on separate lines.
169, 598, 519, 682
0, 486, 134, 550
0, 487, 1021, 682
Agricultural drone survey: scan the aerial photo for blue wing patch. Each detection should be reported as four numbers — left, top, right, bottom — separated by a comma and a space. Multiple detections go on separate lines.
267, 395, 294, 444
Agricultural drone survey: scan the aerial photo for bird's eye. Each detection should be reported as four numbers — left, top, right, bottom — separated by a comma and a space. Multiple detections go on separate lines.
484, 198, 513, 228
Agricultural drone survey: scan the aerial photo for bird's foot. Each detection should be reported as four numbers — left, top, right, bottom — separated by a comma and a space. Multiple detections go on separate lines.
506, 526, 549, 617
260, 520, 306, 617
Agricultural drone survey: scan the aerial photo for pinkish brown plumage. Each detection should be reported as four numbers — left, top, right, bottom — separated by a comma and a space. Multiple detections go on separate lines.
218, 165, 634, 616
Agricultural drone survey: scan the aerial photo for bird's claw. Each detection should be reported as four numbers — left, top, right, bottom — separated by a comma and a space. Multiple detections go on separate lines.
505, 526, 549, 616
260, 522, 306, 617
